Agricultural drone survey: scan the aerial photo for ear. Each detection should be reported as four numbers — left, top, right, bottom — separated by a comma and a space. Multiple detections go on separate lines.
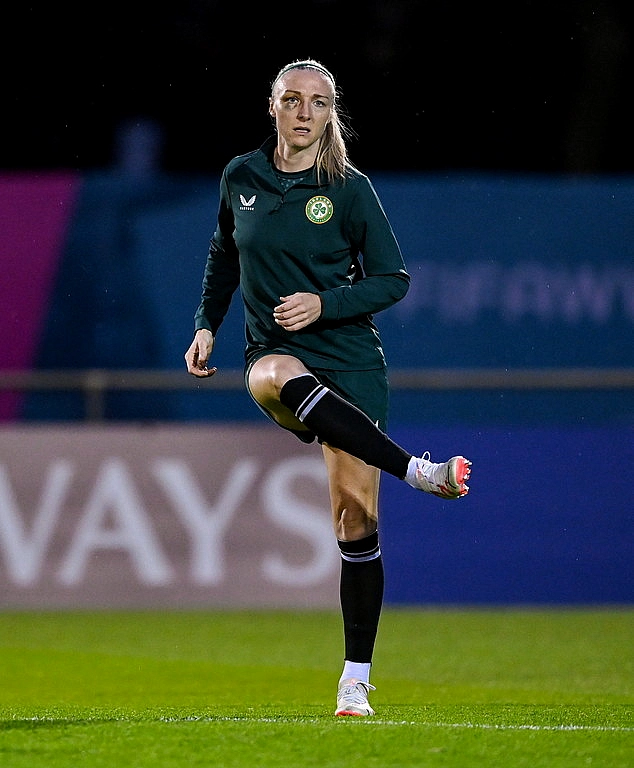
268, 97, 275, 117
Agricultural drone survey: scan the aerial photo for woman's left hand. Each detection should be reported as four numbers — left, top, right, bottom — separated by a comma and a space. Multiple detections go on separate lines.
273, 293, 322, 331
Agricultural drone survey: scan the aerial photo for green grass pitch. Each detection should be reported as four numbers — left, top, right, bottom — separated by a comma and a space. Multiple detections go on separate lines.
0, 608, 632, 767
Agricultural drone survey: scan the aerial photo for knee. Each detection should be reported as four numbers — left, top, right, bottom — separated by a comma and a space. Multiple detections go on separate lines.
249, 355, 308, 403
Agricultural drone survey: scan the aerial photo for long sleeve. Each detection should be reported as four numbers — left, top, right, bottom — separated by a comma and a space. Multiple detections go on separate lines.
193, 171, 241, 335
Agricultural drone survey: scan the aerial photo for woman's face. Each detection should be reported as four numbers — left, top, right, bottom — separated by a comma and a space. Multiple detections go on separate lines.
269, 69, 334, 155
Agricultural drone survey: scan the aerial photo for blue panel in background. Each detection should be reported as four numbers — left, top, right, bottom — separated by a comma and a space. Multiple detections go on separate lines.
127, 172, 634, 422
380, 424, 634, 605
370, 174, 634, 369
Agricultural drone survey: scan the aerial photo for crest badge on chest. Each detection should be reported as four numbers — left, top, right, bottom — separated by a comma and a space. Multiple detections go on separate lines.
305, 195, 334, 224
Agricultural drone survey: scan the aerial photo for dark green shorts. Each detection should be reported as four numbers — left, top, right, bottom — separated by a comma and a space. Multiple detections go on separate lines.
244, 354, 389, 442
313, 366, 389, 431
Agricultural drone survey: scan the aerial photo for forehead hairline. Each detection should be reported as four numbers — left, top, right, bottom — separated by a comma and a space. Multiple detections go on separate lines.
274, 70, 334, 96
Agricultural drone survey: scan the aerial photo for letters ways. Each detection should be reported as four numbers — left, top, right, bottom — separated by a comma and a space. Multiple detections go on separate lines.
0, 427, 340, 608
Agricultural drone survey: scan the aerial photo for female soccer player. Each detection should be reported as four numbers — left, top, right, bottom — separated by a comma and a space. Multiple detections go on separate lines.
185, 59, 472, 716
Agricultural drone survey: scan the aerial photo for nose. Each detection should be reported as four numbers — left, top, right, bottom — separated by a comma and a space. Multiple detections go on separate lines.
297, 98, 312, 120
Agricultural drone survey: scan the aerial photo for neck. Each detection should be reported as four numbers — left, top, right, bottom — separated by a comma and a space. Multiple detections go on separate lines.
274, 144, 317, 173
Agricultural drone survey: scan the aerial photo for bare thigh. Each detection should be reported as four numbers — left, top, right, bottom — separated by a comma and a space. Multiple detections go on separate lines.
322, 444, 381, 542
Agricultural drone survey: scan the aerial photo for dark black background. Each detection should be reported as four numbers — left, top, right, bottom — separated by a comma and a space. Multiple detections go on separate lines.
6, 1, 633, 174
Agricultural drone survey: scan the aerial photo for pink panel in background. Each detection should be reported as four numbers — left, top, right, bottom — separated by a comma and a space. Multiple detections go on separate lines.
0, 173, 80, 419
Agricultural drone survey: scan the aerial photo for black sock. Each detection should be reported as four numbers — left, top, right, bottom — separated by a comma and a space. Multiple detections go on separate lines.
338, 532, 384, 663
279, 374, 411, 479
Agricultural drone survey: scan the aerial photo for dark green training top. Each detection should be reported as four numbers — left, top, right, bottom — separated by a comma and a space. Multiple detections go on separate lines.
194, 136, 410, 371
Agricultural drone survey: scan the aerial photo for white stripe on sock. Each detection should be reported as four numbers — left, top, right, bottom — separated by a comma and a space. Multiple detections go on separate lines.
340, 548, 382, 563
297, 385, 328, 422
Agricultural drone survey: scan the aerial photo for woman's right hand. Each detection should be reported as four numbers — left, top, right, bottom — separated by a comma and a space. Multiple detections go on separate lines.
184, 329, 217, 377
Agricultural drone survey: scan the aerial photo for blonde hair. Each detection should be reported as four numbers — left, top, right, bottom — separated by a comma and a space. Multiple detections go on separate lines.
271, 59, 354, 184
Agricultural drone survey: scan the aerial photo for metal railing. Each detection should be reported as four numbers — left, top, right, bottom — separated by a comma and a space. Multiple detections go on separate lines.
1, 368, 633, 421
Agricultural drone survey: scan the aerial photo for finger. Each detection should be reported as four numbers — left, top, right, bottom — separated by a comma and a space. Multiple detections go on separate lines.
275, 312, 300, 326
188, 365, 217, 377
281, 317, 309, 331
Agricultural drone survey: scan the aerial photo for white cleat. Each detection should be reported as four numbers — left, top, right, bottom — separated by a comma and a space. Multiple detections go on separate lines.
412, 452, 471, 499
335, 679, 376, 717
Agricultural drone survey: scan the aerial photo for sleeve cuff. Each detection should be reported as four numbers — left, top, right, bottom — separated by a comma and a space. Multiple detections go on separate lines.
317, 290, 338, 320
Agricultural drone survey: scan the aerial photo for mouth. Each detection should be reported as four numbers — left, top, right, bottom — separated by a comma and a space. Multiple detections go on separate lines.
293, 127, 310, 134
